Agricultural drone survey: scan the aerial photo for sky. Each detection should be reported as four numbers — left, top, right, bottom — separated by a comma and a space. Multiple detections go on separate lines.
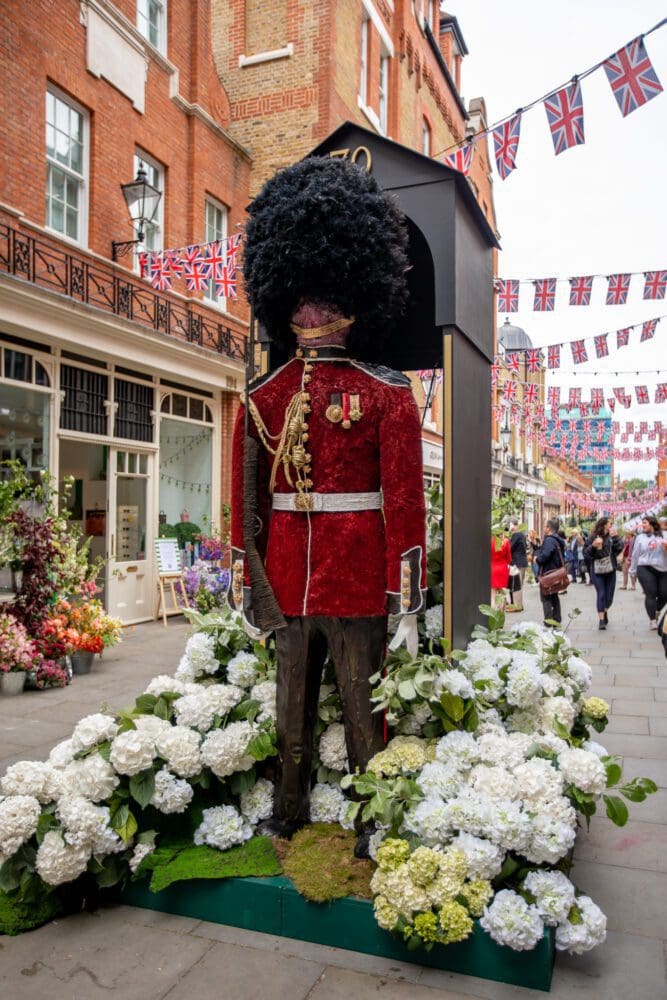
452, 0, 667, 482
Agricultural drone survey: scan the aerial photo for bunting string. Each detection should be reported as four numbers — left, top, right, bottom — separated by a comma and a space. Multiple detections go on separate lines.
497, 275, 667, 312
138, 235, 241, 297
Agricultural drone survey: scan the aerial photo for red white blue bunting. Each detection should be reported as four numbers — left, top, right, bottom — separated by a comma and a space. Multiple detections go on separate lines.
138, 235, 241, 297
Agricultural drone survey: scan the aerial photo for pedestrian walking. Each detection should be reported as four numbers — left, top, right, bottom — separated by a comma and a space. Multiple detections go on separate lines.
584, 517, 624, 630
491, 533, 511, 610
527, 529, 541, 584
619, 528, 637, 590
507, 517, 527, 611
570, 528, 587, 583
534, 518, 567, 625
629, 514, 667, 629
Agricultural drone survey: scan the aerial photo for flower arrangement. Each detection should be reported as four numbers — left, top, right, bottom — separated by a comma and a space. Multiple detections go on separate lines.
48, 599, 123, 655
0, 613, 37, 673
182, 560, 230, 613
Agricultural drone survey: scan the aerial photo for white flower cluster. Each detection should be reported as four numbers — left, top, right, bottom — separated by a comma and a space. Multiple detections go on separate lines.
175, 632, 219, 682
149, 769, 193, 814
56, 796, 123, 854
194, 805, 253, 851
318, 723, 349, 772
174, 684, 244, 732
109, 730, 155, 776
240, 778, 274, 826
309, 782, 350, 826
250, 681, 277, 722
226, 651, 260, 689
0, 795, 41, 861
200, 721, 255, 777
71, 713, 119, 752
480, 889, 545, 951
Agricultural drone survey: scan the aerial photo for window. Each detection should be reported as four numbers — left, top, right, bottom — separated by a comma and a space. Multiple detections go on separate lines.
421, 118, 432, 155
60, 365, 108, 435
114, 378, 154, 443
45, 89, 87, 244
204, 197, 228, 308
134, 150, 164, 266
137, 0, 167, 54
359, 18, 369, 104
379, 52, 389, 133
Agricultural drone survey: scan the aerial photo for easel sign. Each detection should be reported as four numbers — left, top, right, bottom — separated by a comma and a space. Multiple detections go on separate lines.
154, 539, 188, 626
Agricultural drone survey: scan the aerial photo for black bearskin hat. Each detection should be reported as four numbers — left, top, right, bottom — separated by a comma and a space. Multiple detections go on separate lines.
243, 156, 409, 362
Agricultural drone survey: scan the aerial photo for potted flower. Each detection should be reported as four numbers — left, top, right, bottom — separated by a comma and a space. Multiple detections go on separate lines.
65, 599, 123, 673
0, 612, 37, 695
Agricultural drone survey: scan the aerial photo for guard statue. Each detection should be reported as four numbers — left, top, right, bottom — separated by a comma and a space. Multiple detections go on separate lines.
230, 157, 426, 849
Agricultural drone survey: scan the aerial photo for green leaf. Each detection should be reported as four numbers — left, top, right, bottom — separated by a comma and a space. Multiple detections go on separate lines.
134, 694, 158, 714
154, 696, 171, 721
229, 770, 257, 796
604, 761, 622, 788
439, 692, 465, 722
129, 768, 156, 809
567, 904, 583, 925
0, 856, 22, 893
604, 795, 629, 827
398, 680, 416, 700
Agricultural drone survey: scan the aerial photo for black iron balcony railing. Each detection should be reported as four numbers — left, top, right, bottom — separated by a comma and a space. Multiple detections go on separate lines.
0, 223, 247, 363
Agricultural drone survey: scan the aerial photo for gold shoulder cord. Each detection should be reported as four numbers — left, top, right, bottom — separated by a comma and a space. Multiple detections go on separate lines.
248, 392, 312, 495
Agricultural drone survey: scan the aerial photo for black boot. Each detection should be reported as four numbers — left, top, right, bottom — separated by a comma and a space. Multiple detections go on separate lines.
256, 816, 304, 840
354, 828, 374, 859
599, 620, 606, 630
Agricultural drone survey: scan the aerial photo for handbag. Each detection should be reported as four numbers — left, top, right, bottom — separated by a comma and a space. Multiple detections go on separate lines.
539, 542, 569, 597
594, 555, 614, 574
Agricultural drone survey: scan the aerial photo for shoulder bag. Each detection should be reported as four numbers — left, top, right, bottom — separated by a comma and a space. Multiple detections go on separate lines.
539, 542, 569, 597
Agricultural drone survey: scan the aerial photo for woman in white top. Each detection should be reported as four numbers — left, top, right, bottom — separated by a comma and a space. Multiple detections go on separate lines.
630, 514, 667, 629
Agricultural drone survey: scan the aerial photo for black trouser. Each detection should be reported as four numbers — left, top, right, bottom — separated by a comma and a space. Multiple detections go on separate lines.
274, 616, 386, 824
591, 567, 616, 614
636, 566, 667, 622
540, 592, 561, 624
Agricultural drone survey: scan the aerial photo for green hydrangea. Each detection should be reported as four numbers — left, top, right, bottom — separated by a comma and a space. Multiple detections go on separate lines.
368, 742, 427, 777
428, 870, 465, 906
375, 838, 411, 872
462, 879, 493, 917
413, 910, 441, 943
373, 894, 400, 931
581, 696, 609, 719
407, 846, 441, 887
438, 900, 474, 944
440, 847, 468, 881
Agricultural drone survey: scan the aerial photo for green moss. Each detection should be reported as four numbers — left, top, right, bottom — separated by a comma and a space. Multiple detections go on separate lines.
282, 823, 374, 903
139, 836, 282, 893
0, 888, 63, 936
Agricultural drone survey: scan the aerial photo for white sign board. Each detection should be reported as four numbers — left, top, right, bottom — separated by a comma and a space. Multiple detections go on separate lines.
154, 538, 182, 576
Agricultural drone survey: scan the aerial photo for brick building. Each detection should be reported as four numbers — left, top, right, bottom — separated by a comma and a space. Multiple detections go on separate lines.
0, 0, 250, 622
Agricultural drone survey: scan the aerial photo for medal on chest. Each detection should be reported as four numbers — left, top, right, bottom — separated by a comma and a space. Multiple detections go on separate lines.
325, 392, 363, 429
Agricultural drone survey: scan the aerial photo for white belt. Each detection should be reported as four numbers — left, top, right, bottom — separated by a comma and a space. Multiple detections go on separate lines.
272, 491, 382, 513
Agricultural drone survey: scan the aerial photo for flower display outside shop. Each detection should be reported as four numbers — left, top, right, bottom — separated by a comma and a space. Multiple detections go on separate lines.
0, 614, 38, 674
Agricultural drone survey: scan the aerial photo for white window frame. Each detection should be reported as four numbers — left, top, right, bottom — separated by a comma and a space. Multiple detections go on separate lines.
133, 149, 164, 272
45, 86, 89, 247
204, 196, 229, 311
137, 0, 167, 55
379, 50, 389, 134
359, 17, 369, 105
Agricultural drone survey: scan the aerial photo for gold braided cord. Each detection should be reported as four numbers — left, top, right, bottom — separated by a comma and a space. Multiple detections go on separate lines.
247, 397, 280, 454
249, 391, 310, 495
289, 315, 355, 339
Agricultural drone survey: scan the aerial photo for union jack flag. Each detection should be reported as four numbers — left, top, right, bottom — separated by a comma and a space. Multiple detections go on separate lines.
640, 420, 648, 433
510, 405, 522, 427
525, 348, 543, 373
524, 383, 539, 406
649, 430, 656, 441
596, 423, 606, 441
580, 402, 589, 417
591, 388, 604, 411
205, 241, 226, 280
546, 385, 560, 409
643, 270, 667, 300
607, 397, 616, 411
184, 261, 210, 292
616, 327, 631, 348
594, 334, 609, 358
226, 233, 241, 270
568, 387, 582, 408
620, 433, 628, 443
443, 142, 475, 175
603, 36, 663, 118
613, 387, 631, 408
505, 352, 521, 375
497, 279, 520, 312
492, 404, 505, 424
627, 421, 635, 433
547, 344, 561, 369
503, 379, 518, 402
569, 275, 594, 306
571, 339, 588, 364
640, 318, 658, 341
138, 252, 149, 278
544, 81, 585, 155
492, 112, 522, 180
606, 273, 631, 305
164, 252, 183, 281
491, 362, 500, 386
215, 266, 238, 299
533, 278, 557, 311
150, 255, 172, 291
636, 385, 650, 404
656, 383, 667, 403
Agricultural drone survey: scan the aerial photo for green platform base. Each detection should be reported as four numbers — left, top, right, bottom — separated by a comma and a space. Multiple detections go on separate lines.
122, 875, 555, 991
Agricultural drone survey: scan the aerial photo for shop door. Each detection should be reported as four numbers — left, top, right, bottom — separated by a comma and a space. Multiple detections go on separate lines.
106, 448, 154, 624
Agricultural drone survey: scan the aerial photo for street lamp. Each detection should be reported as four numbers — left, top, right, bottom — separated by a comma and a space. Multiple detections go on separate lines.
111, 164, 162, 261
500, 417, 511, 451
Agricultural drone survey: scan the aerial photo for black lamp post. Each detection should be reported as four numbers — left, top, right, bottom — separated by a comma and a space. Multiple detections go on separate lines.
500, 416, 511, 451
111, 165, 162, 261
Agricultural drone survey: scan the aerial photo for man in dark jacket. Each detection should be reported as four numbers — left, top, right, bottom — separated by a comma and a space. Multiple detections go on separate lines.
509, 518, 528, 587
534, 518, 566, 625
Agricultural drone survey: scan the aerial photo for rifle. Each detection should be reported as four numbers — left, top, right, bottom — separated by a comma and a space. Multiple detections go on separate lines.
243, 312, 287, 633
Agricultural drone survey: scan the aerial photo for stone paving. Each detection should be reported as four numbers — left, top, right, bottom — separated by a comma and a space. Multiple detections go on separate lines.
0, 587, 665, 999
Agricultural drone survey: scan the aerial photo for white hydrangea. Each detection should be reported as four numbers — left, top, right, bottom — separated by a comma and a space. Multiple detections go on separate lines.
109, 730, 155, 777
557, 748, 607, 795
174, 655, 196, 683
203, 683, 244, 719
149, 769, 193, 814
476, 732, 525, 770
451, 832, 505, 880
395, 702, 434, 736
0, 794, 41, 855
582, 739, 608, 759
240, 778, 274, 826
367, 826, 388, 862
309, 782, 346, 823
35, 830, 90, 886
200, 722, 255, 777
435, 730, 480, 767
1, 760, 57, 803
180, 632, 219, 679
226, 651, 260, 688
318, 723, 349, 771
71, 713, 119, 752
524, 814, 577, 865
155, 726, 202, 778
144, 675, 192, 697
132, 716, 173, 740
424, 605, 444, 639
48, 738, 77, 769
470, 765, 518, 801
540, 696, 576, 734
416, 760, 464, 800
566, 655, 592, 693
174, 693, 216, 733
514, 758, 564, 802
469, 662, 504, 702
486, 799, 533, 854
194, 805, 253, 851
403, 795, 452, 845
129, 842, 154, 874
532, 732, 569, 756
434, 668, 474, 700
480, 889, 544, 951
538, 795, 577, 827
506, 655, 544, 709
555, 895, 607, 954
60, 754, 119, 802
56, 797, 118, 852
524, 870, 576, 926
251, 681, 277, 722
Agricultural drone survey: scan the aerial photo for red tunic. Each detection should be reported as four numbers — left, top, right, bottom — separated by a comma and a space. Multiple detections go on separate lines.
491, 538, 511, 589
231, 349, 426, 618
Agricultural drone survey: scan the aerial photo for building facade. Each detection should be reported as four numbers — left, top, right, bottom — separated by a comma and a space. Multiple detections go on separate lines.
0, 0, 250, 622
543, 457, 593, 522
546, 408, 614, 493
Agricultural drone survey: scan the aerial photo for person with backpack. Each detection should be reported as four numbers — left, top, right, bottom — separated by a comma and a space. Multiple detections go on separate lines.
534, 518, 567, 626
584, 517, 624, 630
